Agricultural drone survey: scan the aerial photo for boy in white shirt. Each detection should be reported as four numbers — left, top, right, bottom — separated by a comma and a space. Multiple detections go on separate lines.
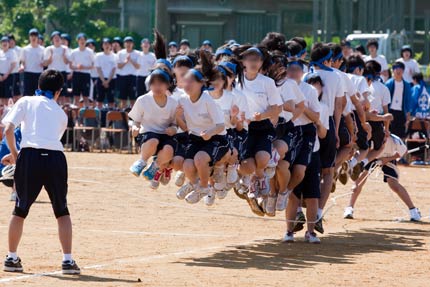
7, 34, 22, 101
0, 36, 18, 104
21, 28, 45, 97
364, 39, 389, 82
95, 38, 117, 108
396, 45, 420, 83
136, 38, 156, 97
2, 70, 80, 274
117, 36, 140, 108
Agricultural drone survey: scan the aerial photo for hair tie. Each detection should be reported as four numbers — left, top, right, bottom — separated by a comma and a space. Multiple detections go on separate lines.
309, 50, 333, 71
35, 89, 54, 99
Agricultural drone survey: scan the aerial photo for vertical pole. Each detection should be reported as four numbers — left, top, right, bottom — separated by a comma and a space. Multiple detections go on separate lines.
409, 0, 416, 50
313, 0, 319, 43
119, 0, 125, 32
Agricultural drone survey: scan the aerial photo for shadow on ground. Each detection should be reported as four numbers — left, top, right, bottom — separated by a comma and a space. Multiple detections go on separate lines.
178, 228, 429, 270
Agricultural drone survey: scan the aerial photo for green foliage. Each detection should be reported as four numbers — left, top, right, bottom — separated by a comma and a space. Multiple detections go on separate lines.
0, 0, 141, 47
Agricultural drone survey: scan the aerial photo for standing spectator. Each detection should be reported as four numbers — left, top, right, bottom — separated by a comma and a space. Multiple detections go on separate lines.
168, 41, 178, 58
136, 38, 156, 97
410, 72, 430, 119
69, 33, 94, 107
43, 31, 70, 104
85, 38, 99, 104
201, 40, 213, 53
396, 45, 420, 84
179, 39, 190, 53
117, 36, 140, 108
385, 61, 412, 139
0, 36, 18, 104
7, 34, 21, 101
61, 33, 73, 101
95, 38, 117, 108
341, 40, 353, 59
112, 37, 123, 54
20, 28, 45, 97
364, 39, 389, 82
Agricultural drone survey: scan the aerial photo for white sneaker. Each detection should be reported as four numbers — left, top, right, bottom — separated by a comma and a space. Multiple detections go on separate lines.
185, 185, 209, 204
282, 231, 295, 243
214, 173, 227, 191
410, 208, 421, 221
276, 191, 289, 211
266, 149, 280, 179
174, 171, 186, 187
225, 182, 235, 191
204, 187, 216, 206
226, 164, 239, 184
265, 196, 277, 217
212, 166, 225, 183
305, 231, 321, 244
176, 183, 194, 200
257, 176, 270, 196
216, 188, 228, 200
237, 175, 250, 195
344, 206, 354, 219
9, 191, 17, 202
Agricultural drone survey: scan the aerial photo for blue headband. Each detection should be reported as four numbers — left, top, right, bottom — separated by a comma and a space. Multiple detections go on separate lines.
392, 64, 404, 70
189, 69, 204, 81
296, 48, 307, 57
172, 55, 193, 67
347, 65, 364, 73
245, 47, 263, 57
332, 52, 343, 62
150, 69, 171, 82
363, 73, 375, 80
217, 65, 228, 76
309, 50, 333, 72
219, 61, 237, 75
215, 48, 233, 57
156, 58, 172, 70
35, 89, 54, 99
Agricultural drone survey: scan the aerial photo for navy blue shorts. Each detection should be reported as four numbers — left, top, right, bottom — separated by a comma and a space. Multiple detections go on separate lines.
14, 148, 70, 219
233, 128, 248, 162
23, 72, 41, 96
364, 159, 398, 182
173, 132, 189, 158
72, 72, 91, 97
275, 117, 288, 139
244, 119, 275, 159
338, 115, 351, 149
293, 123, 316, 167
118, 75, 137, 100
0, 74, 14, 98
293, 152, 321, 199
136, 76, 148, 97
96, 78, 115, 103
12, 73, 21, 96
139, 132, 175, 155
368, 121, 385, 151
185, 134, 229, 166
319, 116, 337, 169
353, 110, 369, 150
284, 125, 300, 164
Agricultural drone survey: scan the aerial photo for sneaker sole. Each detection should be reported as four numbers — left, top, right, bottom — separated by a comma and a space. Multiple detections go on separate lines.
3, 266, 23, 272
245, 195, 265, 217
233, 187, 247, 200
344, 215, 354, 219
62, 269, 81, 275
293, 223, 305, 232
283, 239, 294, 243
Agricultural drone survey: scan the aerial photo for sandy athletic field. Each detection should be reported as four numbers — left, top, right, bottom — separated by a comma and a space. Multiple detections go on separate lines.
0, 152, 429, 286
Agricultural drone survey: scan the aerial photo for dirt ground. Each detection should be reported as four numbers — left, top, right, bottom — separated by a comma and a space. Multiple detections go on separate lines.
0, 152, 428, 287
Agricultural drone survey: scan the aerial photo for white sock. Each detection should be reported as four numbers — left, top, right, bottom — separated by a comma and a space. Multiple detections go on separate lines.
63, 253, 73, 262
138, 159, 146, 165
362, 158, 368, 166
349, 158, 357, 168
317, 208, 323, 219
7, 252, 17, 260
282, 188, 292, 195
297, 207, 303, 213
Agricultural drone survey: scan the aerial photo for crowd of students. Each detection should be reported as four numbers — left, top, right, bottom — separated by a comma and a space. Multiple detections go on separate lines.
0, 28, 428, 247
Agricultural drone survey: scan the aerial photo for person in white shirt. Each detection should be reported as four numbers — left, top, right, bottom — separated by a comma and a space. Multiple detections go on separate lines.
364, 39, 389, 82
136, 38, 156, 97
129, 68, 178, 189
1, 70, 80, 275
344, 134, 421, 222
168, 41, 178, 59
61, 33, 73, 99
0, 36, 18, 104
117, 36, 140, 108
68, 33, 94, 107
43, 31, 70, 103
175, 50, 229, 206
237, 47, 282, 200
94, 38, 117, 108
20, 28, 45, 97
396, 45, 420, 83
7, 34, 22, 101
85, 39, 99, 103
112, 37, 123, 54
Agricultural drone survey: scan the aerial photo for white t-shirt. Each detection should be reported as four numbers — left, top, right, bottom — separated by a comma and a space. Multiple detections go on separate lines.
137, 52, 156, 77
95, 52, 118, 79
211, 89, 249, 129
179, 90, 226, 136
278, 78, 305, 122
43, 45, 70, 72
334, 68, 355, 116
396, 57, 420, 83
364, 54, 389, 81
238, 73, 282, 119
379, 134, 407, 158
10, 46, 21, 74
21, 45, 45, 73
232, 87, 252, 121
294, 81, 321, 126
368, 81, 391, 114
0, 49, 18, 74
314, 101, 330, 152
348, 74, 370, 108
117, 49, 140, 76
2, 96, 67, 151
304, 69, 343, 116
89, 50, 98, 78
128, 93, 177, 134
69, 47, 94, 74
390, 80, 404, 111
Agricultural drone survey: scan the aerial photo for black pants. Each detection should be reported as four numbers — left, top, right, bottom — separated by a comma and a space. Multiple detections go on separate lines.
389, 109, 406, 139
14, 148, 69, 219
23, 72, 41, 96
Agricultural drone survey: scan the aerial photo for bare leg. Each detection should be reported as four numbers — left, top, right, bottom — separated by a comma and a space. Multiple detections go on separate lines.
57, 215, 73, 254
8, 216, 24, 253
